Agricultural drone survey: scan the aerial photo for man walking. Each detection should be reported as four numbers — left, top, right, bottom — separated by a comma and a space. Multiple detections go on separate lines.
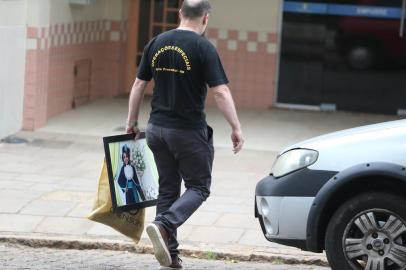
126, 0, 244, 268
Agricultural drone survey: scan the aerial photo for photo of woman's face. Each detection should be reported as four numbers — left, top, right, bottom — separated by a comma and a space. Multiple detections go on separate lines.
123, 152, 130, 165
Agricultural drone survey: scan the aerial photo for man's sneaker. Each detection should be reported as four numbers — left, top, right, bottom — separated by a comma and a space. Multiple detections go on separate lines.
160, 256, 183, 269
168, 256, 183, 269
146, 222, 172, 267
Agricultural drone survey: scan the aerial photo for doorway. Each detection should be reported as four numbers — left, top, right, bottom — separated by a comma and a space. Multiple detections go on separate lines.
125, 0, 182, 92
277, 0, 406, 114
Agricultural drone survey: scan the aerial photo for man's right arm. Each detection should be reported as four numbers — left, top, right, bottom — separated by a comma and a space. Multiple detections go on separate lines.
126, 78, 149, 136
211, 84, 244, 154
126, 39, 153, 136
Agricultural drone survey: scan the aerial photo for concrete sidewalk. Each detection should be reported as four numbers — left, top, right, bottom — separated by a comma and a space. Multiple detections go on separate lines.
0, 97, 400, 263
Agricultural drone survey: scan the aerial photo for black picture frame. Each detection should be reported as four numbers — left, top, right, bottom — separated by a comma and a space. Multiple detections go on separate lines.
103, 132, 158, 213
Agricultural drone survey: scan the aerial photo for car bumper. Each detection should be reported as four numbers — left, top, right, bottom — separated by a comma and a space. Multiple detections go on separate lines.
255, 168, 337, 250
255, 194, 314, 244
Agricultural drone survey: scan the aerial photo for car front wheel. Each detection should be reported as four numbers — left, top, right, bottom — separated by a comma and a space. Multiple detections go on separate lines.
325, 192, 406, 270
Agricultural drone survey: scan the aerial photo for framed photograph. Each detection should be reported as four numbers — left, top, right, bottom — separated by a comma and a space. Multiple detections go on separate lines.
103, 132, 159, 212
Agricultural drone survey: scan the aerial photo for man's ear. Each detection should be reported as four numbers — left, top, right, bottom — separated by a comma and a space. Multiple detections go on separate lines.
203, 14, 209, 25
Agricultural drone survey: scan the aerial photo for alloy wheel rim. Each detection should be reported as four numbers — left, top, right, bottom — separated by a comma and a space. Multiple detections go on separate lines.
343, 209, 406, 270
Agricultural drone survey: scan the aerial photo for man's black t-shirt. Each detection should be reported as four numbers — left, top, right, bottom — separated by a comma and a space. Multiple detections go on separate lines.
137, 29, 228, 130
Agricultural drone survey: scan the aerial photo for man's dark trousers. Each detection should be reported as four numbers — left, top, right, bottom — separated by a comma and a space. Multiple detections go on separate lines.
145, 123, 214, 258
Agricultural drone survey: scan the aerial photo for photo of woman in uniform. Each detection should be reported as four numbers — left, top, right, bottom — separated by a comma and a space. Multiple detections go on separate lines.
104, 133, 159, 212
117, 145, 146, 204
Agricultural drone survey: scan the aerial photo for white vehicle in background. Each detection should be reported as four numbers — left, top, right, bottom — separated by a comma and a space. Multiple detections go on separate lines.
255, 120, 406, 270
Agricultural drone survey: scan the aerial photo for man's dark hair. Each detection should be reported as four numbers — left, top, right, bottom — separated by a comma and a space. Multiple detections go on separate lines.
181, 0, 212, 19
121, 145, 131, 163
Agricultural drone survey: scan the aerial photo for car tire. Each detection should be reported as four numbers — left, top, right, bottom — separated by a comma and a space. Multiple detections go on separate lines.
325, 192, 406, 270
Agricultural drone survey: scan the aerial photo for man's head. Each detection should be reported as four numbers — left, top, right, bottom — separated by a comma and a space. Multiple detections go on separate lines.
180, 0, 212, 34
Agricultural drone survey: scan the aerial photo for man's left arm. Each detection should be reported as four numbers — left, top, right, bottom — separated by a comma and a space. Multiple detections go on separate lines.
126, 78, 149, 135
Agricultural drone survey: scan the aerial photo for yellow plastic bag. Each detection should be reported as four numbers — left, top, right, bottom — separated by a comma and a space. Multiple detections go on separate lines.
87, 159, 145, 243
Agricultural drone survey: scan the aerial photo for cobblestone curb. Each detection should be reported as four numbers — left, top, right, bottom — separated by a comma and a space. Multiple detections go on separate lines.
0, 233, 329, 267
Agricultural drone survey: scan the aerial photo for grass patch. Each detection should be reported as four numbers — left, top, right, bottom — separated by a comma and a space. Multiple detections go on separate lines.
203, 251, 218, 260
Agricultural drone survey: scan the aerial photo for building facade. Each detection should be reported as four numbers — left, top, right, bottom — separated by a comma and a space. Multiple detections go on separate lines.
0, 0, 405, 138
0, 0, 281, 138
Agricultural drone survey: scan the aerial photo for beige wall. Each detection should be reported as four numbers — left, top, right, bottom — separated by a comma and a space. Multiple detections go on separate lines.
52, 0, 124, 23
27, 0, 50, 27
51, 0, 103, 23
102, 0, 126, 20
0, 0, 27, 138
26, 0, 125, 27
121, 0, 130, 20
0, 0, 27, 26
209, 0, 282, 33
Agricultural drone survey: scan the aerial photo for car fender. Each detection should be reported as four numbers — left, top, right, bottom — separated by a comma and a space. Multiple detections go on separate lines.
306, 162, 406, 252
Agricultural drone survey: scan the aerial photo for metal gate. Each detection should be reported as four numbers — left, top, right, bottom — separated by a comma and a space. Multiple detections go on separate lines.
277, 0, 406, 114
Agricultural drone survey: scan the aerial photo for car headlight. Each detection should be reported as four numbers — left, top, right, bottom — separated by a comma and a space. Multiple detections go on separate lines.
271, 149, 318, 178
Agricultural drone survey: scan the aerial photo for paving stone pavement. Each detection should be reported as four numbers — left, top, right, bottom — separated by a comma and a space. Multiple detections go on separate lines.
0, 131, 302, 257
0, 243, 331, 270
0, 98, 399, 264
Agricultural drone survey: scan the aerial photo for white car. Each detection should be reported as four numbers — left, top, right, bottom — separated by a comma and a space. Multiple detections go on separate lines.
255, 120, 406, 270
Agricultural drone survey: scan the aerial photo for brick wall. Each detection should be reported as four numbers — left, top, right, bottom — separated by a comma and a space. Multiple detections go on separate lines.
206, 28, 278, 109
23, 19, 128, 130
22, 24, 279, 130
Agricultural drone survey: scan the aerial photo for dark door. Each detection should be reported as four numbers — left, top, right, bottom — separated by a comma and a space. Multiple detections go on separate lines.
278, 1, 330, 106
278, 0, 406, 114
323, 0, 406, 114
73, 59, 91, 108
